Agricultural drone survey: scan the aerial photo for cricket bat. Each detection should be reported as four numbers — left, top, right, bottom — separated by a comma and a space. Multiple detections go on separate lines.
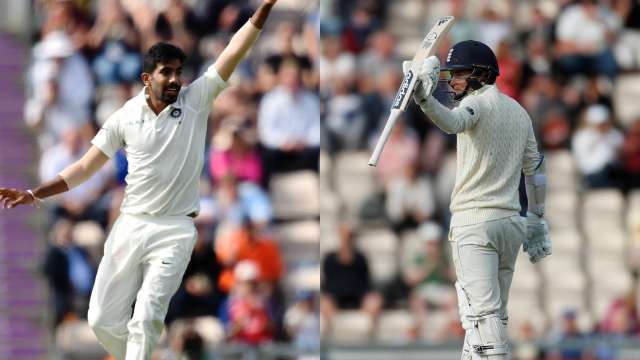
368, 16, 456, 167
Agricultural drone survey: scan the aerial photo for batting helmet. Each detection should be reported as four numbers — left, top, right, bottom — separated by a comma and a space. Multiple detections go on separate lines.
443, 40, 499, 76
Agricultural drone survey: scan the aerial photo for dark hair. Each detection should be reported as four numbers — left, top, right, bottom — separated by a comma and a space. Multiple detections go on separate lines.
142, 42, 186, 73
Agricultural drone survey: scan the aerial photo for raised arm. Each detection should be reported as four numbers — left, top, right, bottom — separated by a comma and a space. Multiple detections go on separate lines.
0, 145, 109, 209
214, 0, 277, 81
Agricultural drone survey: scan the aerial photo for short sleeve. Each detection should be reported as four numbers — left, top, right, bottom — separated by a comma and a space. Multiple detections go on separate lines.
182, 64, 230, 112
91, 110, 124, 158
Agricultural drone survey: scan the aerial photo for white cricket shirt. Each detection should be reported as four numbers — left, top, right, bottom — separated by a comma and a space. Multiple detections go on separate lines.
420, 85, 542, 227
92, 65, 228, 216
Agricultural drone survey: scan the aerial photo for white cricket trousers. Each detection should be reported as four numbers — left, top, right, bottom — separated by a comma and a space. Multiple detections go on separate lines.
449, 215, 525, 359
88, 213, 197, 360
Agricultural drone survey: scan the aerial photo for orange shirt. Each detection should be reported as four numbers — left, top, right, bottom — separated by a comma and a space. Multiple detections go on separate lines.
216, 228, 284, 291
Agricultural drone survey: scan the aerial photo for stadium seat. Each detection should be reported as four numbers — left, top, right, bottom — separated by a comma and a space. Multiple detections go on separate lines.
275, 220, 320, 264
419, 309, 453, 343
545, 191, 578, 231
320, 218, 340, 257
333, 151, 379, 221
356, 228, 398, 285
374, 310, 414, 344
511, 251, 542, 293
330, 310, 373, 344
285, 263, 320, 292
545, 150, 577, 191
548, 229, 582, 255
270, 171, 320, 220
613, 73, 640, 128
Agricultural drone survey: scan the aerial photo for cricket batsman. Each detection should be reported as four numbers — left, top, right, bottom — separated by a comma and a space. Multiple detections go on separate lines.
0, 0, 278, 358
408, 40, 552, 359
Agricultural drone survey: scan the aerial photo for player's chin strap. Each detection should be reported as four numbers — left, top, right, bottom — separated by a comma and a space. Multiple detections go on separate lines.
525, 156, 546, 217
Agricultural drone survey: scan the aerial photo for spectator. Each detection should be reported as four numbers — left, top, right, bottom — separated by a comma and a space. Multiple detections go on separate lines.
540, 108, 572, 151
613, 0, 640, 71
599, 291, 640, 336
319, 34, 356, 96
42, 219, 96, 328
39, 128, 114, 227
209, 116, 263, 185
88, 0, 142, 85
213, 174, 273, 228
324, 76, 368, 153
285, 291, 321, 354
166, 222, 224, 324
571, 104, 624, 188
224, 260, 274, 346
258, 59, 320, 184
401, 222, 457, 340
215, 219, 284, 295
372, 118, 420, 187
554, 0, 620, 79
25, 30, 95, 150
358, 30, 400, 79
385, 163, 437, 235
495, 39, 522, 101
320, 224, 383, 338
547, 309, 587, 360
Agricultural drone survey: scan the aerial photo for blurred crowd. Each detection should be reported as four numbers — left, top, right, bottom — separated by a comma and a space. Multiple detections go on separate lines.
320, 0, 640, 357
27, 0, 320, 357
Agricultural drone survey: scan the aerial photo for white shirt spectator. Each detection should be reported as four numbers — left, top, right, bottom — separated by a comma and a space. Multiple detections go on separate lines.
258, 86, 320, 149
572, 105, 624, 175
25, 32, 94, 147
556, 3, 621, 54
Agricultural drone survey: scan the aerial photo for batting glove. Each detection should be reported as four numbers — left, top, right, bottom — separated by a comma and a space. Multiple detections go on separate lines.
523, 212, 552, 263
403, 56, 440, 105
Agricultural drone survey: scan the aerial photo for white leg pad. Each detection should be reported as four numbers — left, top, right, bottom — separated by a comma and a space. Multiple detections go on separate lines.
455, 282, 509, 359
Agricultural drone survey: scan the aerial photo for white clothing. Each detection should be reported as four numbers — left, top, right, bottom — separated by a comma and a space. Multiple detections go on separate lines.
571, 127, 623, 175
450, 216, 525, 359
421, 85, 542, 227
258, 87, 320, 149
87, 213, 197, 360
556, 4, 621, 53
385, 175, 435, 222
449, 216, 525, 320
92, 65, 228, 216
25, 54, 94, 145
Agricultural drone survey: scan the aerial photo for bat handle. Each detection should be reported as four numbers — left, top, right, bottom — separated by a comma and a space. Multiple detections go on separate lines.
368, 109, 402, 167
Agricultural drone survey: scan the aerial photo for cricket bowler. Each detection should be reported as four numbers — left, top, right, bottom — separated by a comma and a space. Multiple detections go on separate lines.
408, 40, 552, 359
0, 0, 278, 358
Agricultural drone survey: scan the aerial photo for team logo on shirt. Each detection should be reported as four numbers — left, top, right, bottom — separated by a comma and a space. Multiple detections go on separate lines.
465, 106, 475, 116
170, 108, 182, 118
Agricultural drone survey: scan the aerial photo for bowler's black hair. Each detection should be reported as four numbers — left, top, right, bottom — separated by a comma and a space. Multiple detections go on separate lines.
142, 42, 186, 74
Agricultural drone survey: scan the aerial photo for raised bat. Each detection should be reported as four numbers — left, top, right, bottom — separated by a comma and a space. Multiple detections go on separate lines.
368, 16, 456, 166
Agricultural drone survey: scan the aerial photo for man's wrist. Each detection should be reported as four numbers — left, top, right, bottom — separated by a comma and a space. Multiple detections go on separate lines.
26, 189, 44, 207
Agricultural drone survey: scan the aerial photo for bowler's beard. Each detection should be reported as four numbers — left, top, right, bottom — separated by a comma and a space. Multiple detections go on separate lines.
161, 87, 180, 103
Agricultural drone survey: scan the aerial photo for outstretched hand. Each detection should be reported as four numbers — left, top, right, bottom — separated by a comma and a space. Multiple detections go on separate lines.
0, 188, 36, 209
